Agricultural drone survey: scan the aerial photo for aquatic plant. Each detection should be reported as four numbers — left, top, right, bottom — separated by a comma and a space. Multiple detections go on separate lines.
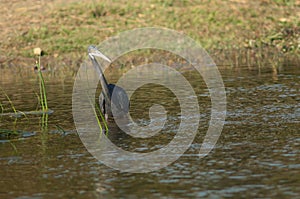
55, 125, 67, 135
87, 93, 109, 137
1, 89, 17, 115
0, 53, 52, 118
95, 100, 109, 133
0, 129, 19, 137
0, 102, 3, 114
36, 55, 48, 111
8, 140, 18, 154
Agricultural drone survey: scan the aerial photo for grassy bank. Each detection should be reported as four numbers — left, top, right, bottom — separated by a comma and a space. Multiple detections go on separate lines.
0, 0, 299, 69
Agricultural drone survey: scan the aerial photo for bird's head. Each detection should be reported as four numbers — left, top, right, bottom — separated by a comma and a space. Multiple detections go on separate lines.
88, 45, 112, 63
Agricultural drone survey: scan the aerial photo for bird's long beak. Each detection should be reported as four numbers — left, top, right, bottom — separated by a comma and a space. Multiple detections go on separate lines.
88, 45, 112, 63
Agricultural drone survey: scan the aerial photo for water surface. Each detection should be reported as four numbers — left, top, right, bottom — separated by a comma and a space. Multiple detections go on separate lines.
0, 65, 299, 198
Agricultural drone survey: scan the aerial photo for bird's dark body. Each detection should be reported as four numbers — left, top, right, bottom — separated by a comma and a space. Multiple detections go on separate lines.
99, 83, 129, 119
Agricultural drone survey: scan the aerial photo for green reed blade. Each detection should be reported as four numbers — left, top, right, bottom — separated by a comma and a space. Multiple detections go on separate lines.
95, 102, 109, 133
1, 89, 17, 114
0, 102, 3, 114
87, 93, 103, 135
8, 141, 18, 154
37, 55, 48, 111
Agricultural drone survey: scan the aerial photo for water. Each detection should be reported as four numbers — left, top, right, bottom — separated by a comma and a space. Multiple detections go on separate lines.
0, 65, 299, 198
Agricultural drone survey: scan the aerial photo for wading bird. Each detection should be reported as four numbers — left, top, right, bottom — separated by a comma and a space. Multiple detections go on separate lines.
88, 45, 130, 121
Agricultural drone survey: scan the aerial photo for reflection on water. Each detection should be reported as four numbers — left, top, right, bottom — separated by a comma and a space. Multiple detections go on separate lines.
0, 65, 299, 198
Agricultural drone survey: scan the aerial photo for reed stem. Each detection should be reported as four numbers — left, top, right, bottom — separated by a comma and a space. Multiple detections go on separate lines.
37, 55, 48, 111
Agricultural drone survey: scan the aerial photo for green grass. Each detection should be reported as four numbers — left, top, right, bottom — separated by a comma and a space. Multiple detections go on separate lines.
1, 0, 299, 69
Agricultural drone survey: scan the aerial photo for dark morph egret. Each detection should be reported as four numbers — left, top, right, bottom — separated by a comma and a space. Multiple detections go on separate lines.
88, 45, 129, 121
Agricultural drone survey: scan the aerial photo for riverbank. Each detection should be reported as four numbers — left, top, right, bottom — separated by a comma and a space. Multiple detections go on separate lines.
0, 0, 299, 69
